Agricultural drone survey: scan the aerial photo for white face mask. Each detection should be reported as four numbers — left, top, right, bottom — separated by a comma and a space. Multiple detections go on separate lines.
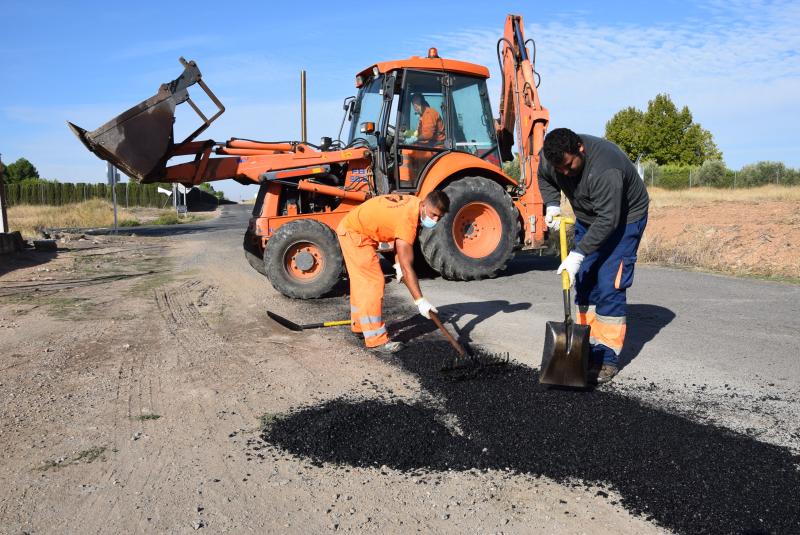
420, 205, 437, 229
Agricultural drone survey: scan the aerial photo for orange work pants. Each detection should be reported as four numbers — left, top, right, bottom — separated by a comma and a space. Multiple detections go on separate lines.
336, 223, 389, 348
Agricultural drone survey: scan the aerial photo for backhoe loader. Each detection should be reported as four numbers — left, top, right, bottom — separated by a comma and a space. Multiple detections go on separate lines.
69, 14, 549, 299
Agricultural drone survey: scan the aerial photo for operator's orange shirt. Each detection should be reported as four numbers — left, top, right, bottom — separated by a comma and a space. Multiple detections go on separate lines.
341, 194, 421, 245
418, 107, 445, 145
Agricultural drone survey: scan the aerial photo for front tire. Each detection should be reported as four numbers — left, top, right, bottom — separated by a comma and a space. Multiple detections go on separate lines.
263, 220, 343, 299
420, 176, 517, 280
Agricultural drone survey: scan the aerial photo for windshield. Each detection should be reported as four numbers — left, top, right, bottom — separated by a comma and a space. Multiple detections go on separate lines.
348, 75, 384, 147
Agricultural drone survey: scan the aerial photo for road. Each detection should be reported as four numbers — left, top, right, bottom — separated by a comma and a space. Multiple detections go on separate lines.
3, 203, 797, 534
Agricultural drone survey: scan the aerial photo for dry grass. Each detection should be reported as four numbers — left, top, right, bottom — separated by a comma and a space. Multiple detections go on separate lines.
647, 185, 800, 208
7, 200, 213, 239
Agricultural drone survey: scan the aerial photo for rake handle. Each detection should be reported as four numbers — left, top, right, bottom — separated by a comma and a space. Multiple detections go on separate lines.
430, 311, 467, 358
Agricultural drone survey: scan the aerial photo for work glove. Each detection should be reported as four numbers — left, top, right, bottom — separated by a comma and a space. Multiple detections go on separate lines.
405, 136, 418, 144
414, 297, 438, 319
544, 206, 562, 231
393, 262, 403, 284
557, 251, 585, 287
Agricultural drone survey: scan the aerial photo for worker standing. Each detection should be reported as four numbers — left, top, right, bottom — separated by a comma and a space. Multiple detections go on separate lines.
337, 191, 450, 354
538, 128, 650, 384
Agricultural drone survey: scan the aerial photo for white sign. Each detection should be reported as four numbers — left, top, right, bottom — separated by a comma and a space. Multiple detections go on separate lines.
157, 187, 171, 195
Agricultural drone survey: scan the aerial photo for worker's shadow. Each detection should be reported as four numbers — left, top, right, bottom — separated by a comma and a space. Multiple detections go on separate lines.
387, 300, 532, 346
617, 304, 675, 371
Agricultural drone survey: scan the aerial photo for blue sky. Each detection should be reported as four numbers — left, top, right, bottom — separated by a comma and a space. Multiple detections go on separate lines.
1, 0, 798, 201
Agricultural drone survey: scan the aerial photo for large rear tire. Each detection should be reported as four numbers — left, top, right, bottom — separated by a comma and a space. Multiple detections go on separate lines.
420, 176, 517, 280
264, 220, 343, 299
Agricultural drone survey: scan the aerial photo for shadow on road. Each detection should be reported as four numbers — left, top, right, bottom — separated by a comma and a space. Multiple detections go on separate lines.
0, 249, 58, 277
619, 304, 676, 370
387, 300, 532, 346
260, 339, 800, 535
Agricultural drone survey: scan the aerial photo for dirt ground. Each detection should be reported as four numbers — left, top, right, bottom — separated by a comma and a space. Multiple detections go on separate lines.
642, 199, 800, 279
1, 198, 798, 534
0, 230, 670, 534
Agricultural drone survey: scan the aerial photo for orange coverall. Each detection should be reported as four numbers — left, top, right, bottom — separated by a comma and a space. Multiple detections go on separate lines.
336, 195, 421, 347
417, 106, 446, 146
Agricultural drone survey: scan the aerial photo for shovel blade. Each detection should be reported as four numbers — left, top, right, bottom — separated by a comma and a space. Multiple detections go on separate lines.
267, 311, 303, 331
540, 320, 590, 387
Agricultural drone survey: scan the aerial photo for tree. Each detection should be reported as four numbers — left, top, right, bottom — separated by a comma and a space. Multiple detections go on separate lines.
605, 94, 721, 166
5, 158, 40, 183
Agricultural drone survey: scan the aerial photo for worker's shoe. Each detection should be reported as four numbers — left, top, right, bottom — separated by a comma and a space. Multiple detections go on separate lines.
596, 364, 619, 384
370, 341, 404, 354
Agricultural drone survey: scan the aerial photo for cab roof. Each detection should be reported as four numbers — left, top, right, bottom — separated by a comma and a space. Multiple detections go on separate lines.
356, 54, 490, 86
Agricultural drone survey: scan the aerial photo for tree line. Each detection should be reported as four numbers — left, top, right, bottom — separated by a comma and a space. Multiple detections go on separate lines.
1, 157, 225, 205
501, 94, 798, 189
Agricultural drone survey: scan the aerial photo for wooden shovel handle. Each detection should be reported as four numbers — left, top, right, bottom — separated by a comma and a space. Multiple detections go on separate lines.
429, 311, 467, 357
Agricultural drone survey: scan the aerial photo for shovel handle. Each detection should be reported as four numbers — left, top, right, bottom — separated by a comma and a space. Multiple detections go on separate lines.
557, 216, 575, 291
429, 311, 467, 358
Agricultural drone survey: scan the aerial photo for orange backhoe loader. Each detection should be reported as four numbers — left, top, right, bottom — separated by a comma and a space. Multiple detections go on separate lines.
69, 14, 549, 299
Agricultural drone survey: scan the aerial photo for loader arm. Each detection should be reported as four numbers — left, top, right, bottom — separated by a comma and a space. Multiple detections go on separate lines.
496, 14, 550, 245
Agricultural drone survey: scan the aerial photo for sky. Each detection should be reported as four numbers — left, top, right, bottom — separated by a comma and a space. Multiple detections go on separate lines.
1, 0, 798, 201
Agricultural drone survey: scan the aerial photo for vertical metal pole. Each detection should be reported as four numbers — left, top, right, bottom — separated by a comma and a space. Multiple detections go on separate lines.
108, 162, 118, 234
0, 154, 8, 233
300, 70, 307, 143
125, 182, 129, 208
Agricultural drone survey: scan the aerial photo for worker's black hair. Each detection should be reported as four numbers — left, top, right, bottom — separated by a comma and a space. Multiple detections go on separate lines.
543, 128, 583, 165
411, 93, 429, 108
425, 190, 450, 213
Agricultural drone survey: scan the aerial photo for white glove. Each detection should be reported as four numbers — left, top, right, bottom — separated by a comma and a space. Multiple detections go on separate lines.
545, 206, 561, 231
405, 136, 418, 144
557, 251, 585, 287
414, 297, 438, 319
393, 262, 403, 284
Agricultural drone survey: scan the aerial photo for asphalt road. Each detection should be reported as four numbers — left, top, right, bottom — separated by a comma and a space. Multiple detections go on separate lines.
158, 204, 799, 389
148, 204, 800, 447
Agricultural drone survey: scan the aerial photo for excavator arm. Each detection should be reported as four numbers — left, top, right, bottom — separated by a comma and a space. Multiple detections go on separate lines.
496, 14, 550, 245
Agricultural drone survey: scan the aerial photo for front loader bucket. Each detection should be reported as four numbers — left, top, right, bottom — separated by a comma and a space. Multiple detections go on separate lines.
68, 57, 224, 183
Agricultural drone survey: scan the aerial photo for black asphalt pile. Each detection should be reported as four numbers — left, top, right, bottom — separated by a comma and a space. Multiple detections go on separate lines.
260, 340, 800, 535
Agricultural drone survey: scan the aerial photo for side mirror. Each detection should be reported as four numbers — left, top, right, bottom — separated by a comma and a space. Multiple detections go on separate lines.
360, 122, 375, 134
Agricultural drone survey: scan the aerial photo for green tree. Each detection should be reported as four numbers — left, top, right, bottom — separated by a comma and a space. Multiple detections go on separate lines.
502, 154, 521, 182
604, 106, 645, 160
5, 158, 40, 183
606, 94, 721, 165
695, 160, 728, 187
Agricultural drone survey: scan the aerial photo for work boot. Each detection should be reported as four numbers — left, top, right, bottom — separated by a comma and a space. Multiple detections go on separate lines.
596, 364, 619, 384
370, 341, 404, 354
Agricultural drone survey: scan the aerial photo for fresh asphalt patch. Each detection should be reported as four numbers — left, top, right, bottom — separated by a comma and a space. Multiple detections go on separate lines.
256, 340, 800, 535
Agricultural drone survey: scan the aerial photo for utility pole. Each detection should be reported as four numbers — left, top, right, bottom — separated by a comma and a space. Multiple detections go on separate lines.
107, 162, 119, 234
0, 153, 8, 234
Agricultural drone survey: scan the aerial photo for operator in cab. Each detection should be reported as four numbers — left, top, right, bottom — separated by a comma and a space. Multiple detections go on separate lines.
336, 191, 450, 354
538, 128, 650, 384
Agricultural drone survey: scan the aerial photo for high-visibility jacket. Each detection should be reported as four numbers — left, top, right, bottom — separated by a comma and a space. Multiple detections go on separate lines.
417, 107, 446, 146
340, 194, 421, 245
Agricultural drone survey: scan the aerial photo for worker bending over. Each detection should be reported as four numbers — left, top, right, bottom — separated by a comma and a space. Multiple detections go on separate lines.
336, 191, 450, 354
539, 128, 650, 384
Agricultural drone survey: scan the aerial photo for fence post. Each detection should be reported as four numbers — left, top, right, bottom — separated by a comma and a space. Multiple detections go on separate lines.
0, 154, 8, 233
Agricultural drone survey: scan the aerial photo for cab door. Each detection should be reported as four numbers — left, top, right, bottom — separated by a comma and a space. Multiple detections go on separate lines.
393, 70, 450, 191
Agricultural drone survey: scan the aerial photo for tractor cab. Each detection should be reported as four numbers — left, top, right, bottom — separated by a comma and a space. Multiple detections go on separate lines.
348, 50, 501, 194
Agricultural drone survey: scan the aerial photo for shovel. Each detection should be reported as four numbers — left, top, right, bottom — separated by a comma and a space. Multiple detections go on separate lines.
267, 310, 351, 331
432, 311, 509, 377
539, 217, 590, 387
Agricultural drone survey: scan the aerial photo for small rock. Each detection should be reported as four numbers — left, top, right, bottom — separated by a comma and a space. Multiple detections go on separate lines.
192, 519, 205, 529
132, 431, 143, 441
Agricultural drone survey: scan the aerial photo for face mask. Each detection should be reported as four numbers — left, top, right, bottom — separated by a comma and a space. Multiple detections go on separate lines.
420, 205, 437, 229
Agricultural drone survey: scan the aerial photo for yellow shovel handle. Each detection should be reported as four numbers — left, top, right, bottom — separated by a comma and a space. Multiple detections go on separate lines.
557, 216, 575, 291
322, 320, 353, 327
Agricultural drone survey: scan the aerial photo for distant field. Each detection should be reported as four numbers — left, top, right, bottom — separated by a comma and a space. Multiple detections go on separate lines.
646, 185, 800, 207
8, 199, 213, 239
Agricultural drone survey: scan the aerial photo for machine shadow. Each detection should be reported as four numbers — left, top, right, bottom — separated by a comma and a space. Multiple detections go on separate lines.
261, 340, 800, 535
0, 249, 58, 277
618, 304, 676, 370
387, 300, 532, 346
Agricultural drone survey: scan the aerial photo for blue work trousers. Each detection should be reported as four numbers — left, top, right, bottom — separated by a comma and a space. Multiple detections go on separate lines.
573, 214, 648, 368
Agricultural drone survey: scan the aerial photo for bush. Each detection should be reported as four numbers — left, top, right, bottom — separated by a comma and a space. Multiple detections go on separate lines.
695, 160, 728, 187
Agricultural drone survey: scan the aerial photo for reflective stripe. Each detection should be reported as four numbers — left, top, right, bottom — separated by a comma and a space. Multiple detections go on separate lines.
363, 326, 387, 339
359, 315, 382, 325
614, 260, 624, 290
351, 305, 360, 312
595, 313, 626, 325
589, 319, 626, 353
578, 305, 596, 314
